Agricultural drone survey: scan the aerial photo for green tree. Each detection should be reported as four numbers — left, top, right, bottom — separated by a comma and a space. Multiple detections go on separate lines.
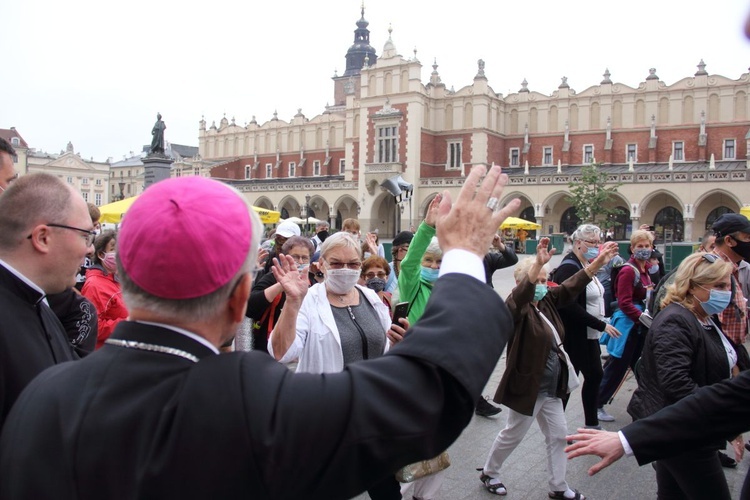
565, 163, 624, 228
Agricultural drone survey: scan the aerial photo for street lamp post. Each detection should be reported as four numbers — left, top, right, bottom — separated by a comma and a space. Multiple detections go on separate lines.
305, 194, 311, 235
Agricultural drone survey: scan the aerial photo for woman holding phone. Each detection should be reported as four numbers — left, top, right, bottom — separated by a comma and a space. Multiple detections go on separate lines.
268, 231, 409, 499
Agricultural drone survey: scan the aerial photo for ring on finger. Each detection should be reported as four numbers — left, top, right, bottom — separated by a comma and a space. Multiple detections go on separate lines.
485, 197, 499, 211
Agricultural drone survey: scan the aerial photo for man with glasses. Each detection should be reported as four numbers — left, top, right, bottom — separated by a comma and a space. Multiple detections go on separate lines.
0, 173, 93, 429
0, 138, 18, 192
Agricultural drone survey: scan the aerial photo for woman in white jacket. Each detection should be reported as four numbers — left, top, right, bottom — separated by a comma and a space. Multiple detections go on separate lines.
269, 231, 408, 499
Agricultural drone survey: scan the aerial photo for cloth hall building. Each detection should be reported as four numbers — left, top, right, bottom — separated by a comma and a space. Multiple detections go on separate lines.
201, 8, 750, 245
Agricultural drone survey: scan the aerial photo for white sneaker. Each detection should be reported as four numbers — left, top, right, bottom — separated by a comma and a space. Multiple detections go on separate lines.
597, 408, 615, 422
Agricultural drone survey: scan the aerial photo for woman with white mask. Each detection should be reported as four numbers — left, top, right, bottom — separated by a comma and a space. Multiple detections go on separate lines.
269, 231, 407, 374
268, 231, 409, 499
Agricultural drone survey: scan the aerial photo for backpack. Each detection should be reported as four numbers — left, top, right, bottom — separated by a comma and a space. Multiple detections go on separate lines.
548, 255, 581, 285
610, 262, 641, 302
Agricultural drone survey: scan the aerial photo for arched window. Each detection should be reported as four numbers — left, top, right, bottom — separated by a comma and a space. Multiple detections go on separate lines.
654, 206, 684, 243
705, 206, 734, 230
606, 206, 630, 240
560, 207, 582, 236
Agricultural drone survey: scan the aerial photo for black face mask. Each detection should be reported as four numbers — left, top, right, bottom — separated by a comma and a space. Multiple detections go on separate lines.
318, 230, 329, 242
730, 236, 750, 261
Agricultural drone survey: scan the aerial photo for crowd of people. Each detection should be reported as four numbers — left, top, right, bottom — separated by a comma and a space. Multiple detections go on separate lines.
1, 132, 750, 499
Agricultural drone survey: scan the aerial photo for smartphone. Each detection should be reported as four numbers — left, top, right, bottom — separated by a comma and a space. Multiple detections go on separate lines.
392, 302, 409, 327
648, 225, 656, 232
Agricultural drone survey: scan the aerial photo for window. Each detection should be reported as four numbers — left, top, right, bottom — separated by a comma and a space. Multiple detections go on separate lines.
626, 144, 637, 162
127, 184, 131, 194
339, 159, 346, 174
12, 155, 17, 164
265, 163, 272, 178
447, 141, 462, 170
10, 137, 19, 146
288, 162, 296, 178
313, 160, 321, 176
543, 146, 553, 166
81, 177, 89, 185
95, 193, 102, 205
95, 178, 102, 186
66, 176, 73, 184
377, 125, 398, 163
245, 165, 252, 179
128, 170, 131, 177
724, 139, 736, 159
583, 144, 594, 164
673, 141, 684, 161
510, 148, 520, 167
81, 192, 89, 202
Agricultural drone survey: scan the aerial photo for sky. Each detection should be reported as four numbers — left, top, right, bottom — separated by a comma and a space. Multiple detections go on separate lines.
3, 0, 750, 162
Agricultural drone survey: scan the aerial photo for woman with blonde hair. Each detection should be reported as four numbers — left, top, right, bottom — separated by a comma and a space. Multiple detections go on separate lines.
627, 252, 737, 499
596, 229, 655, 422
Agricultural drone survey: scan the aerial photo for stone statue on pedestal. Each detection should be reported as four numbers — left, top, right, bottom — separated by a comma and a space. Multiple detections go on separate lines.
150, 113, 166, 155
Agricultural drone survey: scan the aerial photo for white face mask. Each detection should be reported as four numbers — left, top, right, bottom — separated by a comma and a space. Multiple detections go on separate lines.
325, 268, 361, 294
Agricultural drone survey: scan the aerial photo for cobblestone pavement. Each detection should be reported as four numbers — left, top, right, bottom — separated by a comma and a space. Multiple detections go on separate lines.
355, 248, 749, 499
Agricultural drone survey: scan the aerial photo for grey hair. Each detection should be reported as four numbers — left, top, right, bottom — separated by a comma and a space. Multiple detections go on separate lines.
571, 224, 601, 242
513, 257, 549, 282
424, 236, 442, 258
320, 231, 362, 259
118, 188, 261, 324
0, 173, 74, 252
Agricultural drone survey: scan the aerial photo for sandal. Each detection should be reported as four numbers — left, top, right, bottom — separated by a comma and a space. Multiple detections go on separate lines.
549, 490, 585, 500
479, 472, 507, 495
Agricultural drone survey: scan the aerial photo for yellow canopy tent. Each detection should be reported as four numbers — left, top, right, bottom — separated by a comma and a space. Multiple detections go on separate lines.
99, 196, 280, 225
500, 217, 542, 230
252, 206, 281, 224
741, 206, 750, 220
98, 196, 139, 224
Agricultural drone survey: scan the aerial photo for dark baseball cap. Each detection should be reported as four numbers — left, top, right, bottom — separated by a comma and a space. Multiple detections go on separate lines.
711, 213, 750, 236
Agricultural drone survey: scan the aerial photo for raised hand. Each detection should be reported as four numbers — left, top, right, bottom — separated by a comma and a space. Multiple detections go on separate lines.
425, 194, 442, 228
270, 254, 309, 303
256, 247, 269, 270
435, 164, 520, 258
365, 232, 378, 255
535, 236, 556, 266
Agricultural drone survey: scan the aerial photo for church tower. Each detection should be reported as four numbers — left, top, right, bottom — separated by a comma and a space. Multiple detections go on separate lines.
332, 5, 378, 107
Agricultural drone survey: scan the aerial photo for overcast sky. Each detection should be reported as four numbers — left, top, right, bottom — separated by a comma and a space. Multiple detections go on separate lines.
3, 0, 749, 162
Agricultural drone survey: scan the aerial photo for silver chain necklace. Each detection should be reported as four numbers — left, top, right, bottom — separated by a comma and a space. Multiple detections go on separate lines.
105, 338, 200, 363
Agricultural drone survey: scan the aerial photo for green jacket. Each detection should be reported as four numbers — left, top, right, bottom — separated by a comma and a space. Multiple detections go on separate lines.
398, 222, 436, 324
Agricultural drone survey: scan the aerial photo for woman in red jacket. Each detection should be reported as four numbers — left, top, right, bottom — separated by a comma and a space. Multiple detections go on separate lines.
82, 230, 128, 349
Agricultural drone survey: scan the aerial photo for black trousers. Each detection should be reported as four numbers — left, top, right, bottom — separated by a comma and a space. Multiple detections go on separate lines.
564, 337, 604, 426
597, 324, 644, 407
655, 448, 730, 500
367, 475, 401, 500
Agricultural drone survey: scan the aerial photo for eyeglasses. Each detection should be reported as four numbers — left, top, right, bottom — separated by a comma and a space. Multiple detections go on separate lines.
396, 246, 409, 253
29, 223, 96, 246
582, 240, 600, 246
363, 272, 387, 279
288, 254, 310, 264
325, 260, 362, 270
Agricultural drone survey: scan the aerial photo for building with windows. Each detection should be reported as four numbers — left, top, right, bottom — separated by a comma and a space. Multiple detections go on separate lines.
201, 7, 750, 245
26, 141, 110, 206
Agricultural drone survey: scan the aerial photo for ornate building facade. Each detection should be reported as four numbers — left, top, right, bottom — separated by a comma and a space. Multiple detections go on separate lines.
201, 8, 750, 245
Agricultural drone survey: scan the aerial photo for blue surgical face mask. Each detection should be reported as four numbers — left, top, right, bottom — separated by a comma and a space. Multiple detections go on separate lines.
420, 266, 440, 283
634, 248, 651, 261
648, 264, 660, 275
365, 277, 387, 293
533, 284, 548, 302
584, 246, 599, 261
697, 286, 732, 316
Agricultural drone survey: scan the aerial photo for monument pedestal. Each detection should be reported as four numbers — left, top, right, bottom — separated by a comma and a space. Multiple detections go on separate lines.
143, 154, 174, 188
